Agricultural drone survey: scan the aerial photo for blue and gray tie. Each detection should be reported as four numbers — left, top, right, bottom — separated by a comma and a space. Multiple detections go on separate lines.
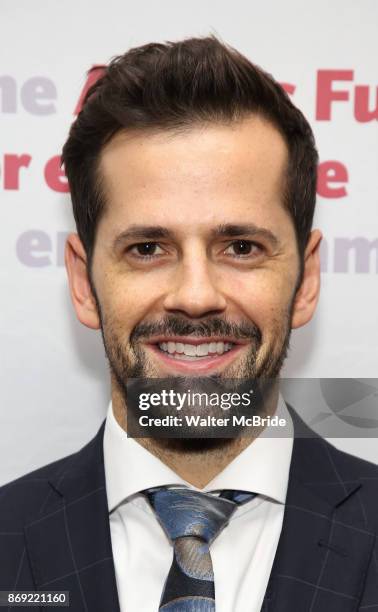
146, 487, 256, 611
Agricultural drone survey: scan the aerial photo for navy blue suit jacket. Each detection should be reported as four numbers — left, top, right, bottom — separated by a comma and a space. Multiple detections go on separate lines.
1, 407, 378, 611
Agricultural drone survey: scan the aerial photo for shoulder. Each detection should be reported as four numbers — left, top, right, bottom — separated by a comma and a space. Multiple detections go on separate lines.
320, 437, 378, 508
0, 451, 78, 529
0, 420, 106, 531
291, 404, 378, 479
290, 405, 378, 520
287, 404, 378, 480
318, 436, 378, 508
322, 437, 378, 479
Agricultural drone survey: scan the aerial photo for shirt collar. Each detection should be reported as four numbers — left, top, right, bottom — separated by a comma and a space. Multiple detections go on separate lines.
103, 395, 293, 512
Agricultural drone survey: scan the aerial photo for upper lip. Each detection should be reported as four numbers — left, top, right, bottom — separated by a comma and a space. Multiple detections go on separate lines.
146, 336, 248, 346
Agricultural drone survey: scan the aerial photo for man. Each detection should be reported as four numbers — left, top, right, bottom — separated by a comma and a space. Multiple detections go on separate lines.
1, 36, 378, 611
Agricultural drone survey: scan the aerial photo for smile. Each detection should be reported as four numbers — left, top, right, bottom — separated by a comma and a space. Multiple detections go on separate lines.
157, 340, 234, 360
146, 336, 247, 373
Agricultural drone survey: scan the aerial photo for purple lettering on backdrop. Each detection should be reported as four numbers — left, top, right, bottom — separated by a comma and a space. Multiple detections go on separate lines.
16, 230, 52, 267
334, 238, 378, 273
21, 77, 57, 115
0, 76, 17, 113
319, 239, 328, 273
0, 75, 57, 114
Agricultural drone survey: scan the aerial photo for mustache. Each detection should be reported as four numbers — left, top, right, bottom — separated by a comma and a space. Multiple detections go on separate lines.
130, 315, 262, 345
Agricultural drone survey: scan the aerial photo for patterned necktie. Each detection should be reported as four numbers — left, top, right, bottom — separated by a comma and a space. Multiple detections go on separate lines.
146, 487, 256, 611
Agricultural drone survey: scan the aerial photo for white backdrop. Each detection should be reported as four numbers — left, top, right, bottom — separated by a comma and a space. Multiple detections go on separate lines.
1, 0, 377, 485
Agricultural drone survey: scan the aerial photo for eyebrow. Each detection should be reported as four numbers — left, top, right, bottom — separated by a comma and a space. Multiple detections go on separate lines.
211, 223, 279, 247
113, 223, 280, 250
113, 226, 172, 250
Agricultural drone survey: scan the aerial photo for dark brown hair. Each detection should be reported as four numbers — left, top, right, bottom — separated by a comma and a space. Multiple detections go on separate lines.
62, 36, 318, 268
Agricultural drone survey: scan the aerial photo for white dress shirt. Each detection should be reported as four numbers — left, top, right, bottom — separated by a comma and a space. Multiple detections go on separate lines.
103, 397, 293, 612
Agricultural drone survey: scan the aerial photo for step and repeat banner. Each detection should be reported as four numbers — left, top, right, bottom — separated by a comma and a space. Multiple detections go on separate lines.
1, 0, 377, 483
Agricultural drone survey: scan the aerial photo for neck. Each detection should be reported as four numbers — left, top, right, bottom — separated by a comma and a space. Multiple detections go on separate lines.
111, 378, 279, 489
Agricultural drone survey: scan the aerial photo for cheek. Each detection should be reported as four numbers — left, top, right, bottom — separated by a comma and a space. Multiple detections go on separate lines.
99, 275, 162, 329
228, 271, 295, 328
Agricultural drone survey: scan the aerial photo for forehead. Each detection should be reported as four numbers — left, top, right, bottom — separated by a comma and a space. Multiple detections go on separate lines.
98, 116, 289, 232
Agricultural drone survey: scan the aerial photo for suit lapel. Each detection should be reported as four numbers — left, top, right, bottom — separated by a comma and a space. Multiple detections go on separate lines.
24, 422, 120, 612
262, 407, 375, 612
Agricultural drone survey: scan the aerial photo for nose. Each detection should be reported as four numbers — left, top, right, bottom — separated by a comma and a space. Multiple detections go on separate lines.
163, 254, 227, 318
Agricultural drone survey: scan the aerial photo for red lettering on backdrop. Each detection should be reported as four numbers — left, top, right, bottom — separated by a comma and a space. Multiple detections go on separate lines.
3, 154, 31, 189
0, 152, 348, 198
354, 85, 378, 122
280, 83, 296, 96
317, 161, 348, 198
44, 156, 69, 192
316, 70, 353, 120
74, 66, 105, 115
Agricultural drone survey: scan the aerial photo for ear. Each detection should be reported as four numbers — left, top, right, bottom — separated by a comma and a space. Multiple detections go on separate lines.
291, 229, 322, 329
65, 233, 100, 329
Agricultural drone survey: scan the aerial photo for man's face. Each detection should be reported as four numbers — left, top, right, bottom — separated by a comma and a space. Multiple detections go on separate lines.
69, 117, 319, 398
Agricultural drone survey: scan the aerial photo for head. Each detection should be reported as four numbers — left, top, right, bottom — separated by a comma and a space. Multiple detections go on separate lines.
63, 36, 321, 422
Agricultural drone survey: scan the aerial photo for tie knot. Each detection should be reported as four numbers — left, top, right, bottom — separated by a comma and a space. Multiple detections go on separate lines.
146, 487, 252, 544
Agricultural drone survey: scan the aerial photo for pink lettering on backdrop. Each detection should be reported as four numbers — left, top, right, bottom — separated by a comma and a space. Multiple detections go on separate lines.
44, 156, 69, 193
3, 154, 31, 189
74, 66, 105, 115
316, 70, 353, 120
316, 70, 378, 122
280, 83, 296, 95
317, 161, 348, 198
354, 85, 378, 122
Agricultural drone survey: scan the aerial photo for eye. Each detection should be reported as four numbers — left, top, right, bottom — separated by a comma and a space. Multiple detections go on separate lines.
223, 240, 263, 258
127, 242, 165, 259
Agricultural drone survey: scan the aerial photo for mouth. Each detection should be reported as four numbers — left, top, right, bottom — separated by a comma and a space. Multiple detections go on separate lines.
145, 336, 249, 374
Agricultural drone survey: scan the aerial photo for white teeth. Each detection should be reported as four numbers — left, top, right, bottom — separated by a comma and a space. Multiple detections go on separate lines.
184, 344, 197, 356
157, 340, 234, 358
196, 343, 209, 356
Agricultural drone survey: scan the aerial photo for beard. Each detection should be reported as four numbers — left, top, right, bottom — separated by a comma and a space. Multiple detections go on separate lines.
98, 309, 293, 383
93, 290, 294, 446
